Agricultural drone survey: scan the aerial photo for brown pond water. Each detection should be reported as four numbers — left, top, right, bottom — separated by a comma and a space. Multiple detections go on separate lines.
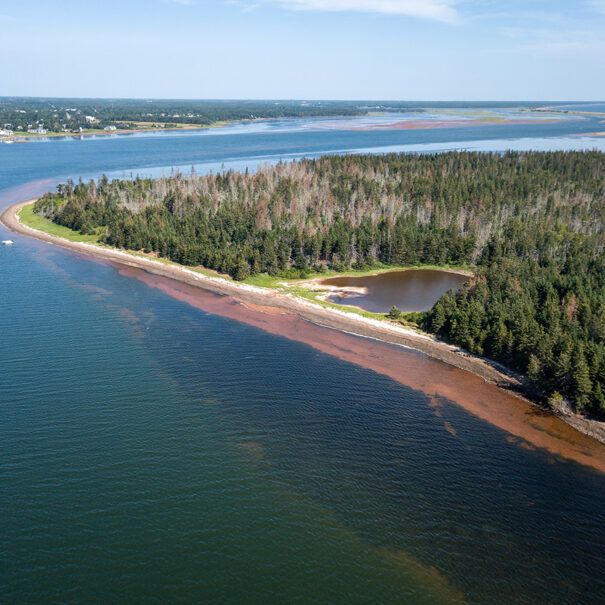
320, 269, 469, 312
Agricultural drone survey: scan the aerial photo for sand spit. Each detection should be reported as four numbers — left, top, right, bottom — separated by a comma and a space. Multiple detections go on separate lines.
2, 199, 605, 464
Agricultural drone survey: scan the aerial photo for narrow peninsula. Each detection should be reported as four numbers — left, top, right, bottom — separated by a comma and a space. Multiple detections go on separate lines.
2, 150, 604, 444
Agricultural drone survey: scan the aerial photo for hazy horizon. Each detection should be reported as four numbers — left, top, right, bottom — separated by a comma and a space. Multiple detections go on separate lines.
1, 97, 602, 103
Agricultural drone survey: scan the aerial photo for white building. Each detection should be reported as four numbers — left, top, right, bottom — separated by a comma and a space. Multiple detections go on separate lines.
0, 128, 14, 136
27, 127, 47, 134
104, 125, 117, 131
85, 115, 98, 123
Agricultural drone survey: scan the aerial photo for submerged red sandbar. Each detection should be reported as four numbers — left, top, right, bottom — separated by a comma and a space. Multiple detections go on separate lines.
342, 118, 562, 132
117, 265, 605, 475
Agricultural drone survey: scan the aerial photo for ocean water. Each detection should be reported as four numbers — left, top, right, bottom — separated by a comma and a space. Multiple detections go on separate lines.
1, 112, 605, 604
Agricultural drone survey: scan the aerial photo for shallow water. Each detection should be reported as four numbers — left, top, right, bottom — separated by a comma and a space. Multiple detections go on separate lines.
1, 111, 605, 604
321, 269, 468, 312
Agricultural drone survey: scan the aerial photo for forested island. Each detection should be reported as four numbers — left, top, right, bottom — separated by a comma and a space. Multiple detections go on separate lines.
33, 151, 605, 416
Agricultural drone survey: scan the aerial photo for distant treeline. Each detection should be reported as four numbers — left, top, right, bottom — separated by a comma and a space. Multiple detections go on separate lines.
35, 151, 605, 415
0, 98, 367, 133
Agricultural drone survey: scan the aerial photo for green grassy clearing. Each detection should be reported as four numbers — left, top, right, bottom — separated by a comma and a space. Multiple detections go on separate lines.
18, 204, 104, 243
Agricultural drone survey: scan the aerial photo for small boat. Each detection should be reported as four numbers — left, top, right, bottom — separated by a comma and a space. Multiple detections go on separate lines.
2, 239, 14, 245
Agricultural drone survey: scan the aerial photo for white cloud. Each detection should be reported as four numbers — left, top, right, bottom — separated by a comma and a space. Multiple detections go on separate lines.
256, 1, 460, 22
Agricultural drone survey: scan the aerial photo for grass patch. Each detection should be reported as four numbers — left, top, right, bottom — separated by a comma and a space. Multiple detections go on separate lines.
242, 273, 288, 288
18, 204, 103, 243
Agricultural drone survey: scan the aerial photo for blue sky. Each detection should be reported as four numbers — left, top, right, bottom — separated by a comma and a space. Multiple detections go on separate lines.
1, 0, 604, 100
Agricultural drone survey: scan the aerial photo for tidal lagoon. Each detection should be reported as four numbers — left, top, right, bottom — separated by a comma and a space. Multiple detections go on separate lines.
320, 269, 469, 313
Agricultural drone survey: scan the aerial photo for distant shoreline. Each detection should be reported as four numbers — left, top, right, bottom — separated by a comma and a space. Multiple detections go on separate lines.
2, 199, 605, 452
0, 120, 237, 142
1, 108, 590, 143
0, 113, 356, 143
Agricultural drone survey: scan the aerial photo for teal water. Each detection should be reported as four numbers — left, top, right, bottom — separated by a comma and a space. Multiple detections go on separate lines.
1, 112, 605, 603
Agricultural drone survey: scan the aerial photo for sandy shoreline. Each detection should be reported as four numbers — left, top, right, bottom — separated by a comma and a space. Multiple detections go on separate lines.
3, 199, 605, 450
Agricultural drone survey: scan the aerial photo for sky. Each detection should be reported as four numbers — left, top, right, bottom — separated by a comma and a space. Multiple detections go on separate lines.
1, 0, 604, 100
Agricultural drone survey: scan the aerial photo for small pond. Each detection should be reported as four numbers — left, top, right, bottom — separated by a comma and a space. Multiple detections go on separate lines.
319, 269, 469, 313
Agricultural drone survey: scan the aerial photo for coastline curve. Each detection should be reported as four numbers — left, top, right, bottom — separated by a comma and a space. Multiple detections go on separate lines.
2, 199, 605, 470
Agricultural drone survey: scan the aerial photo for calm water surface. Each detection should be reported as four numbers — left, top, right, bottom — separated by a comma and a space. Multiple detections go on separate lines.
321, 269, 468, 312
1, 112, 605, 604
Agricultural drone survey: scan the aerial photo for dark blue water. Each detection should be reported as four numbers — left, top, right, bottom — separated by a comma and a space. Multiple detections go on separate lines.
1, 113, 605, 604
